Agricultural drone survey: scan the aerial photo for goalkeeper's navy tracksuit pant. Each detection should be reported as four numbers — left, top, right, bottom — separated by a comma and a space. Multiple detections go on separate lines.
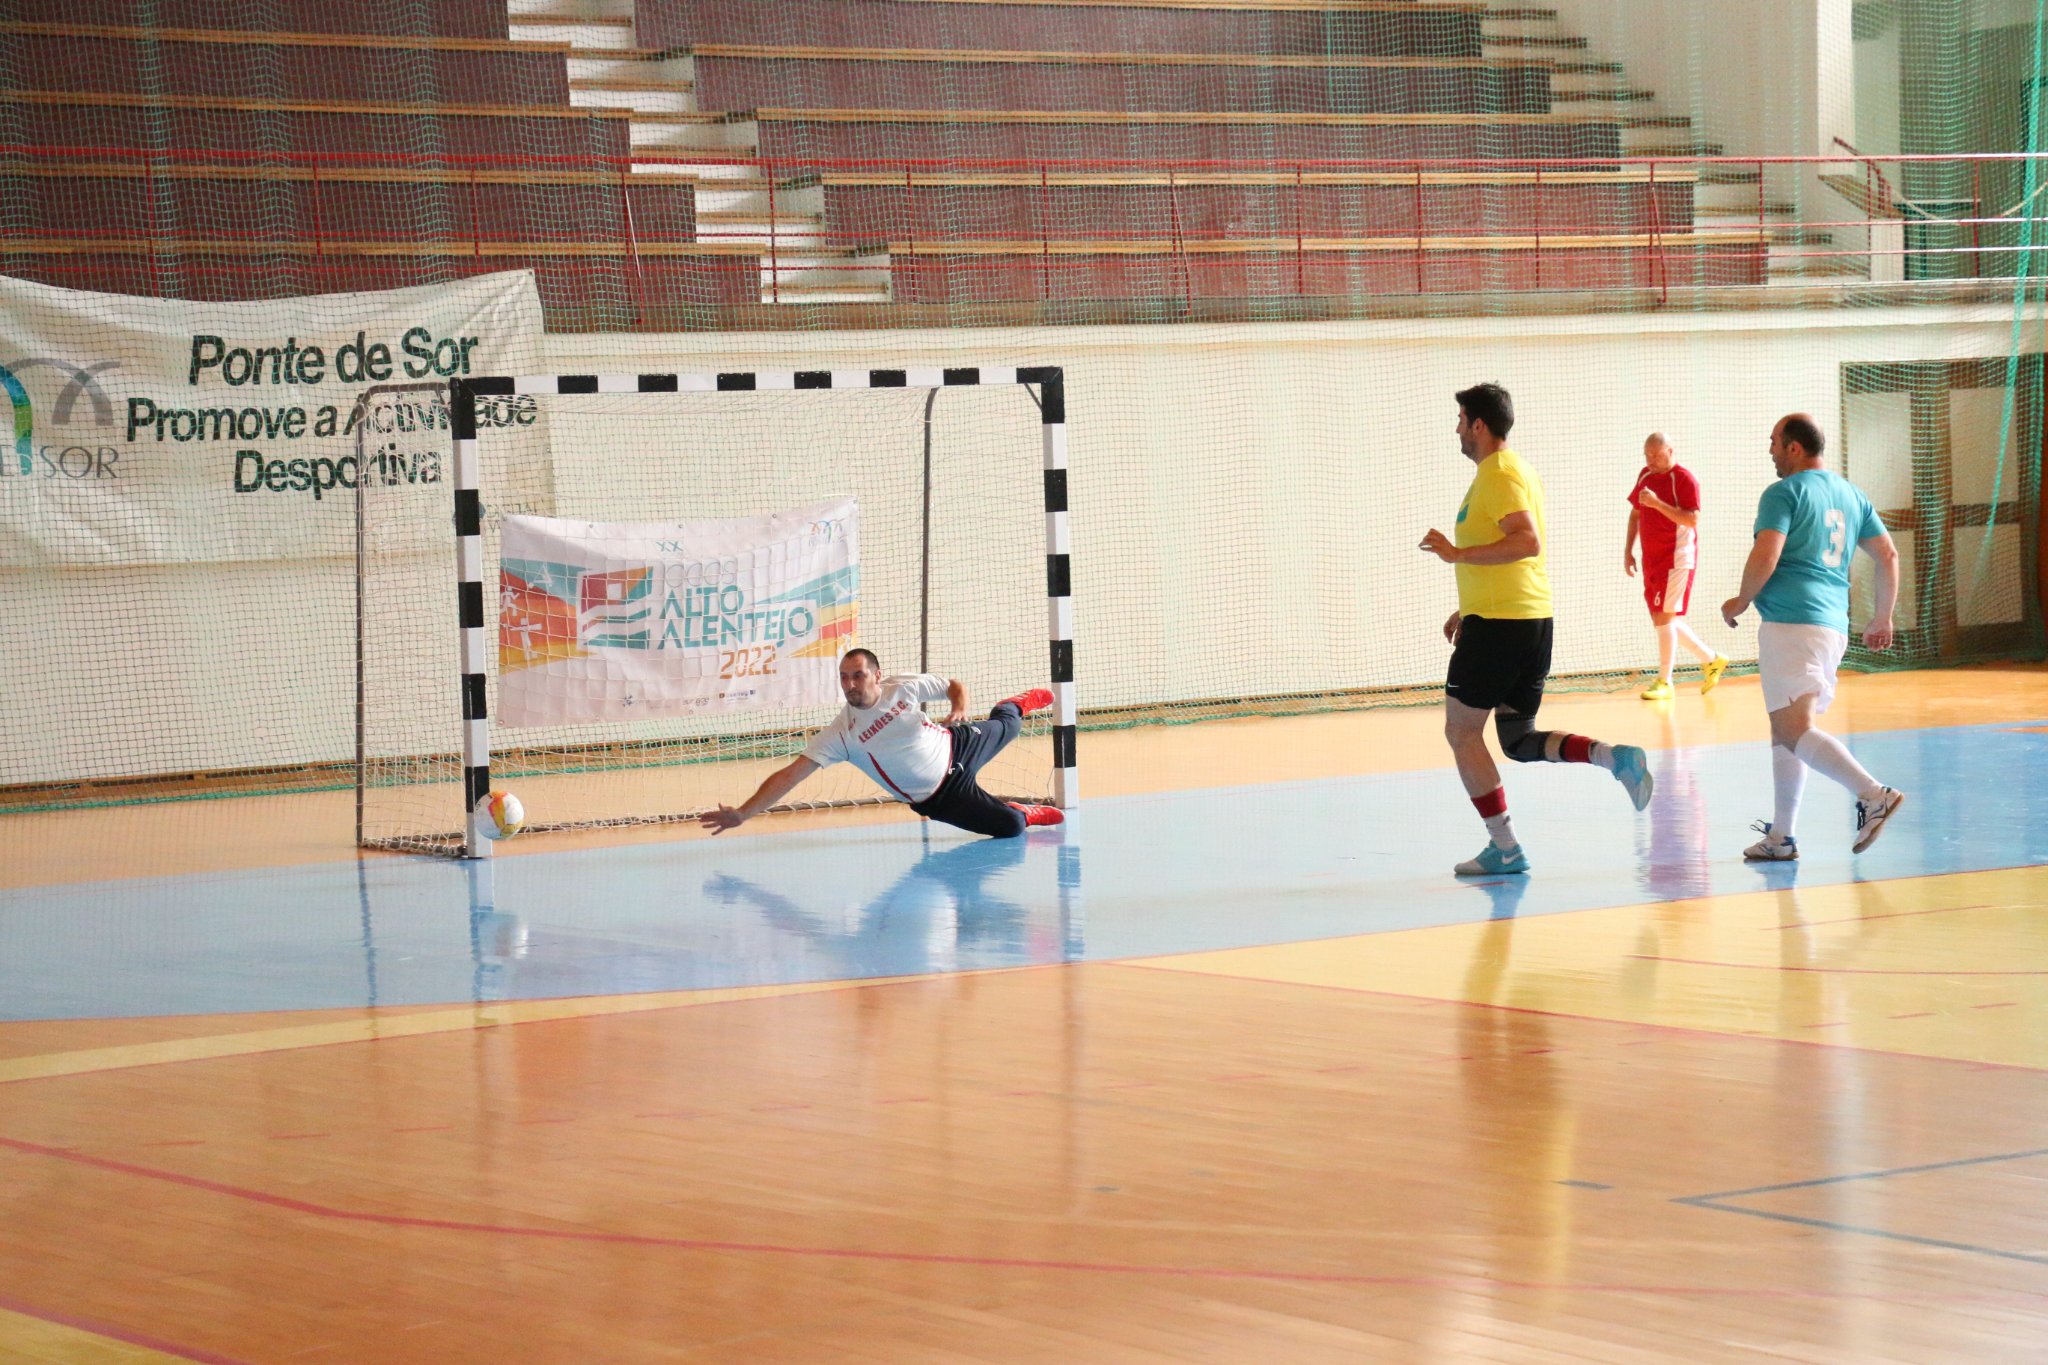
910, 701, 1027, 839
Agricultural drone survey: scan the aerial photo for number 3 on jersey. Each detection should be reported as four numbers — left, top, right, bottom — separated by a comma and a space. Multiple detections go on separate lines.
1821, 508, 1847, 567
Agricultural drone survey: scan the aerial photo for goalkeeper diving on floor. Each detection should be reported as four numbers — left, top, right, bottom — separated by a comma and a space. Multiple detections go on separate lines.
699, 648, 1064, 839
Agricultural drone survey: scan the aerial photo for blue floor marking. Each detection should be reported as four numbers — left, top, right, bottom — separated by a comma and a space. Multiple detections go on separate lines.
2, 720, 2044, 1020
1675, 1146, 2048, 1267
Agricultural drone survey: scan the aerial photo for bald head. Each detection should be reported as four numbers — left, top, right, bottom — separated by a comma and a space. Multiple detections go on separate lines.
1642, 432, 1674, 474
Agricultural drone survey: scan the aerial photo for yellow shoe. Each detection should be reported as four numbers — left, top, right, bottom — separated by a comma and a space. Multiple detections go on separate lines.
1700, 654, 1729, 695
1640, 679, 1674, 701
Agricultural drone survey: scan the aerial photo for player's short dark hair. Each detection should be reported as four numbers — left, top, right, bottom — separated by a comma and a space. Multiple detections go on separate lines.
841, 647, 881, 671
1456, 383, 1515, 440
1780, 415, 1826, 458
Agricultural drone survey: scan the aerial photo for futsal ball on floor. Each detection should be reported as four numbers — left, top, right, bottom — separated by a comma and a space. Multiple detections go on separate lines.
477, 790, 526, 841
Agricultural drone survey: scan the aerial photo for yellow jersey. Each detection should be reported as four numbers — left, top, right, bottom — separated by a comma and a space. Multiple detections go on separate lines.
1454, 447, 1553, 619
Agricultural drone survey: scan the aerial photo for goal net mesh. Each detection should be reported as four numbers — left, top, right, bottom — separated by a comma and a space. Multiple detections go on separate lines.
357, 382, 1055, 854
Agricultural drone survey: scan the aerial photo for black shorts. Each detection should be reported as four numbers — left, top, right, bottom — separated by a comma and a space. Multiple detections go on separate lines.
1445, 616, 1553, 716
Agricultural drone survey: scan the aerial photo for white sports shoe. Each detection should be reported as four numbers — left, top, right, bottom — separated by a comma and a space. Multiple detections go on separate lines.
1852, 788, 1906, 853
1742, 819, 1798, 862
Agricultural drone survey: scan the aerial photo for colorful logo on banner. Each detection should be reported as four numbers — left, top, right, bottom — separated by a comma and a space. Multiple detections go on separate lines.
500, 560, 656, 667
500, 561, 857, 672
0, 362, 31, 475
496, 501, 858, 724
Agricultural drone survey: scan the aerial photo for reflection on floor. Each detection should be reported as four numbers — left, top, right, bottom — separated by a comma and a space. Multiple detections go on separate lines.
2, 671, 2045, 1362
5, 717, 2044, 1018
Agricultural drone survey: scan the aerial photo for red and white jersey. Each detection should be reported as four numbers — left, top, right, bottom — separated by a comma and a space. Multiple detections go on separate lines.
801, 674, 953, 803
1628, 463, 1701, 569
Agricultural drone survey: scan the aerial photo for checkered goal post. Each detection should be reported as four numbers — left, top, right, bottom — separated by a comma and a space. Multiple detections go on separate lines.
353, 368, 1076, 858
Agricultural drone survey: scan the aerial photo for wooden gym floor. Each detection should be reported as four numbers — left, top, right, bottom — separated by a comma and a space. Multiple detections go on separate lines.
2, 666, 2046, 1362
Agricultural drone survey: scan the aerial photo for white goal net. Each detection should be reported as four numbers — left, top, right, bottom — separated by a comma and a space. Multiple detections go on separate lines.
357, 368, 1075, 857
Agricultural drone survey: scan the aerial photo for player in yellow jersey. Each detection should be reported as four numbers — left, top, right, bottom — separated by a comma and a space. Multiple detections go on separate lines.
1419, 383, 1655, 877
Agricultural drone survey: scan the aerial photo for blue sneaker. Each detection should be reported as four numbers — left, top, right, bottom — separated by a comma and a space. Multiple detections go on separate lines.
1612, 744, 1655, 811
1455, 843, 1531, 877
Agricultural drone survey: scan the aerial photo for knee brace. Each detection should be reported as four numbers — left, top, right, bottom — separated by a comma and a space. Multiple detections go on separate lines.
1495, 711, 1546, 764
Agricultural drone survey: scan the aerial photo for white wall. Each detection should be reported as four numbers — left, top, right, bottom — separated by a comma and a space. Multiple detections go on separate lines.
4, 303, 2038, 785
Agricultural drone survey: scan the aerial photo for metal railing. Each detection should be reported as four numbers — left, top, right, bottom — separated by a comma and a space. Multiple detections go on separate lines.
5, 143, 2047, 320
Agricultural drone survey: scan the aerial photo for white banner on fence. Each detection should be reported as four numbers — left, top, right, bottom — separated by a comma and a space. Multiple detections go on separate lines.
497, 499, 861, 727
0, 271, 544, 566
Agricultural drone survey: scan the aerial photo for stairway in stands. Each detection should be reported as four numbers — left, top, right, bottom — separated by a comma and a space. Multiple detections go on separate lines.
505, 0, 1834, 306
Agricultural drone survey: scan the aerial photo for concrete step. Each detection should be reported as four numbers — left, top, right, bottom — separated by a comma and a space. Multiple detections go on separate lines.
761, 254, 891, 301
570, 78, 697, 115
694, 182, 825, 216
508, 0, 631, 17
634, 158, 760, 179
1766, 258, 1867, 283
1551, 87, 1656, 104
773, 282, 894, 304
508, 15, 637, 49
1484, 34, 1590, 50
697, 212, 836, 250
568, 52, 691, 82
1695, 191, 1797, 217
629, 117, 749, 153
1630, 141, 1728, 158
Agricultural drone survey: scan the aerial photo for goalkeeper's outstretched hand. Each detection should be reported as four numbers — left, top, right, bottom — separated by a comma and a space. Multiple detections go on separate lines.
700, 805, 747, 834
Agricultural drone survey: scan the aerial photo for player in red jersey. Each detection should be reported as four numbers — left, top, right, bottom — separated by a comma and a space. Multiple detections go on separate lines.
1625, 433, 1728, 700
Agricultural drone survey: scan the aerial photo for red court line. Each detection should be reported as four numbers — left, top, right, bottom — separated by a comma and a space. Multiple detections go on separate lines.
1632, 956, 2047, 977
1, 1132, 2041, 1305
0, 1288, 253, 1365
1769, 903, 2003, 930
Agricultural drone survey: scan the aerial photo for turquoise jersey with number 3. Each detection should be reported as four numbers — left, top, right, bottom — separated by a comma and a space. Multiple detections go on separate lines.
1752, 469, 1885, 633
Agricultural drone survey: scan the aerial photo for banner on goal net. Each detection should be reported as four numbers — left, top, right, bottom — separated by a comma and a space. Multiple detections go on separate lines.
497, 498, 859, 727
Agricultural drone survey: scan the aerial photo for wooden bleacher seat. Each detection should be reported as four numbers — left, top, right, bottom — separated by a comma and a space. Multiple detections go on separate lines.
0, 1, 1759, 313
0, 23, 574, 107
879, 230, 1769, 301
0, 89, 635, 160
736, 106, 1676, 165
0, 160, 703, 245
812, 167, 1701, 243
688, 44, 1565, 117
0, 0, 509, 39
0, 241, 766, 326
637, 0, 1490, 61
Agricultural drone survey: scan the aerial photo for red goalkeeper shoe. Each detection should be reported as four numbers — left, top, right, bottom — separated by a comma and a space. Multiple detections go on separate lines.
1007, 803, 1065, 828
1002, 688, 1055, 716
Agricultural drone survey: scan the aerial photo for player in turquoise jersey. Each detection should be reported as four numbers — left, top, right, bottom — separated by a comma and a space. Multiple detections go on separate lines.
1721, 414, 1905, 859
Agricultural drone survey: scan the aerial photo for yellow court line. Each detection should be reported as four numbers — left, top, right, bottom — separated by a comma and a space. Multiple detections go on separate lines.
1128, 866, 2048, 1070
0, 1304, 196, 1364
0, 974, 950, 1085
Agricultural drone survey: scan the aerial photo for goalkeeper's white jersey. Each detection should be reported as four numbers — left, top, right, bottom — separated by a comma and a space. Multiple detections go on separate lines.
801, 674, 953, 802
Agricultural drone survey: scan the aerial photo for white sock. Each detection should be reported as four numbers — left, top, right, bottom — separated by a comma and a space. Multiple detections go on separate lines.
1673, 619, 1715, 663
1794, 729, 1884, 802
1771, 745, 1807, 840
1655, 623, 1677, 682
1484, 810, 1518, 851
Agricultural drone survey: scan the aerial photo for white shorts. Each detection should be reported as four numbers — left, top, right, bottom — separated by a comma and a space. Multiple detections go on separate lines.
1757, 622, 1849, 713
